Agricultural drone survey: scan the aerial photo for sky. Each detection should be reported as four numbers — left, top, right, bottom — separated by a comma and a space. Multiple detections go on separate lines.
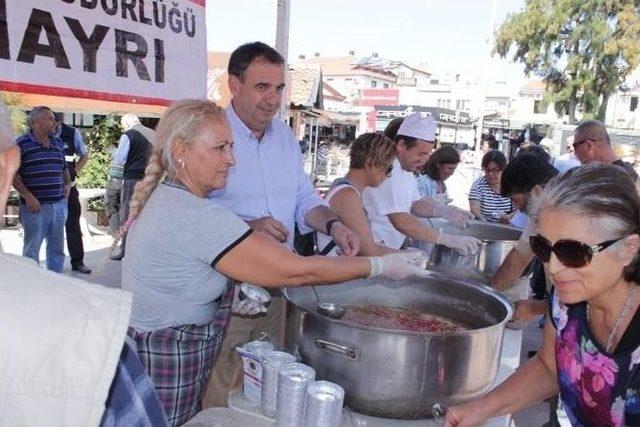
206, 0, 529, 88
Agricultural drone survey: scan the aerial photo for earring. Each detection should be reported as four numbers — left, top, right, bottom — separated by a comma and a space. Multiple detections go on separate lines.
178, 158, 185, 168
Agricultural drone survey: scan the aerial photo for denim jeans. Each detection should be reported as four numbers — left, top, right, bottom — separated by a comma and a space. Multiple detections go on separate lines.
20, 199, 68, 272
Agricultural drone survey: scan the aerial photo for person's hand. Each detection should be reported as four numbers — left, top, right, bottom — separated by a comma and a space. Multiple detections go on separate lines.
64, 184, 71, 199
232, 284, 270, 316
430, 193, 448, 206
442, 400, 491, 427
247, 216, 289, 243
434, 204, 474, 228
513, 299, 546, 321
25, 193, 41, 213
437, 232, 482, 256
499, 211, 515, 225
329, 221, 360, 257
369, 252, 430, 280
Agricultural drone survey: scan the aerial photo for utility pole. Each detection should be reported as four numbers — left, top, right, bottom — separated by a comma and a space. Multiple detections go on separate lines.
275, 0, 291, 120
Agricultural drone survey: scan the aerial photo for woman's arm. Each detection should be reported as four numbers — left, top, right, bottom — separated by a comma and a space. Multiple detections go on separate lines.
329, 187, 399, 256
215, 231, 372, 287
443, 316, 558, 426
469, 199, 485, 221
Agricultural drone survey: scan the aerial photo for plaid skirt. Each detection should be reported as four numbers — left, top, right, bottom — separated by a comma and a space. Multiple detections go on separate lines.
128, 281, 235, 426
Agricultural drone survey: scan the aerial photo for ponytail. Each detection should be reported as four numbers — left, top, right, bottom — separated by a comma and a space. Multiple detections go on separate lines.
110, 151, 165, 253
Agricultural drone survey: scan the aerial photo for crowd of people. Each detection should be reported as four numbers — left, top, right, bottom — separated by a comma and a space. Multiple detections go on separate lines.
3, 40, 640, 427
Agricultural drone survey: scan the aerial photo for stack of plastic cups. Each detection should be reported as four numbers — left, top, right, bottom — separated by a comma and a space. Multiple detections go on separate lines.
303, 380, 345, 427
261, 351, 296, 418
275, 363, 316, 427
236, 340, 275, 405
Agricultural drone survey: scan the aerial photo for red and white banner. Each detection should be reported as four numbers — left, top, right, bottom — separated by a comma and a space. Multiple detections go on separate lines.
0, 0, 207, 106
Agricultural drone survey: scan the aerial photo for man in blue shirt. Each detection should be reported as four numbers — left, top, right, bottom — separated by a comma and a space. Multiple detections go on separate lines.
205, 42, 361, 406
13, 106, 71, 272
54, 113, 91, 274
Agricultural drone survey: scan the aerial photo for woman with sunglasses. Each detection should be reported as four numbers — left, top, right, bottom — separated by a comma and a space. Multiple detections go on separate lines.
316, 132, 403, 256
444, 163, 640, 427
468, 149, 514, 223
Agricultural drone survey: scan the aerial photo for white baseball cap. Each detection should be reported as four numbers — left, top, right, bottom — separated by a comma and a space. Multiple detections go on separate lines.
397, 112, 437, 142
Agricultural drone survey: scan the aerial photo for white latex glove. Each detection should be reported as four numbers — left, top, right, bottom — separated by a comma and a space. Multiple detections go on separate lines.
433, 204, 474, 228
232, 284, 270, 316
430, 193, 448, 206
368, 252, 429, 280
436, 232, 482, 256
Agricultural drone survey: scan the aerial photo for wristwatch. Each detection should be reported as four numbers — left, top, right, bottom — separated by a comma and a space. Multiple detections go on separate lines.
325, 219, 341, 235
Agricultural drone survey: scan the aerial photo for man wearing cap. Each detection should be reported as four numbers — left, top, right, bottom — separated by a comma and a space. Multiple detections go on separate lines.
362, 112, 481, 255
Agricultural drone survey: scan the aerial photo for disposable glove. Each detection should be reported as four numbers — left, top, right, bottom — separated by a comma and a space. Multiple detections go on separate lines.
436, 232, 482, 256
368, 252, 430, 280
430, 193, 449, 206
232, 283, 270, 316
433, 204, 474, 228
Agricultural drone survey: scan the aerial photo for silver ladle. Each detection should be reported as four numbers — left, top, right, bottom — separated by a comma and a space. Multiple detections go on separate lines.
311, 286, 346, 319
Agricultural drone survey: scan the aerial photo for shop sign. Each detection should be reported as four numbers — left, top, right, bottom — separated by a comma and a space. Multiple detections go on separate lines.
483, 117, 510, 128
359, 88, 398, 107
0, 0, 206, 105
376, 105, 471, 125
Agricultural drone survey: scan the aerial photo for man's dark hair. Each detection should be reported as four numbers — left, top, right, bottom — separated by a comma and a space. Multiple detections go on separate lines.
228, 42, 284, 79
501, 153, 558, 196
517, 142, 550, 162
481, 149, 507, 170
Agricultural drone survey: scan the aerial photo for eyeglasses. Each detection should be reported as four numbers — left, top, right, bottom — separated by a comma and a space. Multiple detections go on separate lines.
572, 138, 593, 150
386, 164, 394, 176
483, 167, 502, 175
529, 234, 625, 268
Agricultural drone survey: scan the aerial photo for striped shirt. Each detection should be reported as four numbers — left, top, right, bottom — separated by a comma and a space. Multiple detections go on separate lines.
469, 175, 513, 223
16, 133, 67, 204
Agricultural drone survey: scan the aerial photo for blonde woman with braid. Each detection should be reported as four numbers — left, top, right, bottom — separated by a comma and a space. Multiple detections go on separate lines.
119, 99, 427, 426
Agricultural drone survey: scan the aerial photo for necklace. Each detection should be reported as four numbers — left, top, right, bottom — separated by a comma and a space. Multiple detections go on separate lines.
587, 286, 639, 353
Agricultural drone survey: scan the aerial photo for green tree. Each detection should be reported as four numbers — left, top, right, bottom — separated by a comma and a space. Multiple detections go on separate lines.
494, 0, 640, 124
76, 116, 122, 189
0, 92, 28, 135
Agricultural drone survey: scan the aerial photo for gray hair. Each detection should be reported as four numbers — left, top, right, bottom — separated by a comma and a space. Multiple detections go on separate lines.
574, 119, 610, 144
120, 113, 141, 130
0, 102, 15, 153
27, 106, 52, 129
530, 162, 640, 282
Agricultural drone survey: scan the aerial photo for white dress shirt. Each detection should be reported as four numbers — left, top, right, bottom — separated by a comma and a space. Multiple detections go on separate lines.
209, 104, 325, 249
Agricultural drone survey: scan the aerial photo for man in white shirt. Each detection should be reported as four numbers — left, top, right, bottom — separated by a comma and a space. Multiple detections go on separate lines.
205, 41, 360, 406
552, 136, 581, 174
363, 113, 481, 255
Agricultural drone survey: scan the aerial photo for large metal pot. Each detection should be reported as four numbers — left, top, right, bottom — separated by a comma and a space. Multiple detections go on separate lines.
284, 273, 513, 419
413, 218, 523, 283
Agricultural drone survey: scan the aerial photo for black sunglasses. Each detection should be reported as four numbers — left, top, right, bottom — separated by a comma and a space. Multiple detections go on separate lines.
572, 138, 593, 150
386, 164, 394, 176
529, 234, 625, 268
